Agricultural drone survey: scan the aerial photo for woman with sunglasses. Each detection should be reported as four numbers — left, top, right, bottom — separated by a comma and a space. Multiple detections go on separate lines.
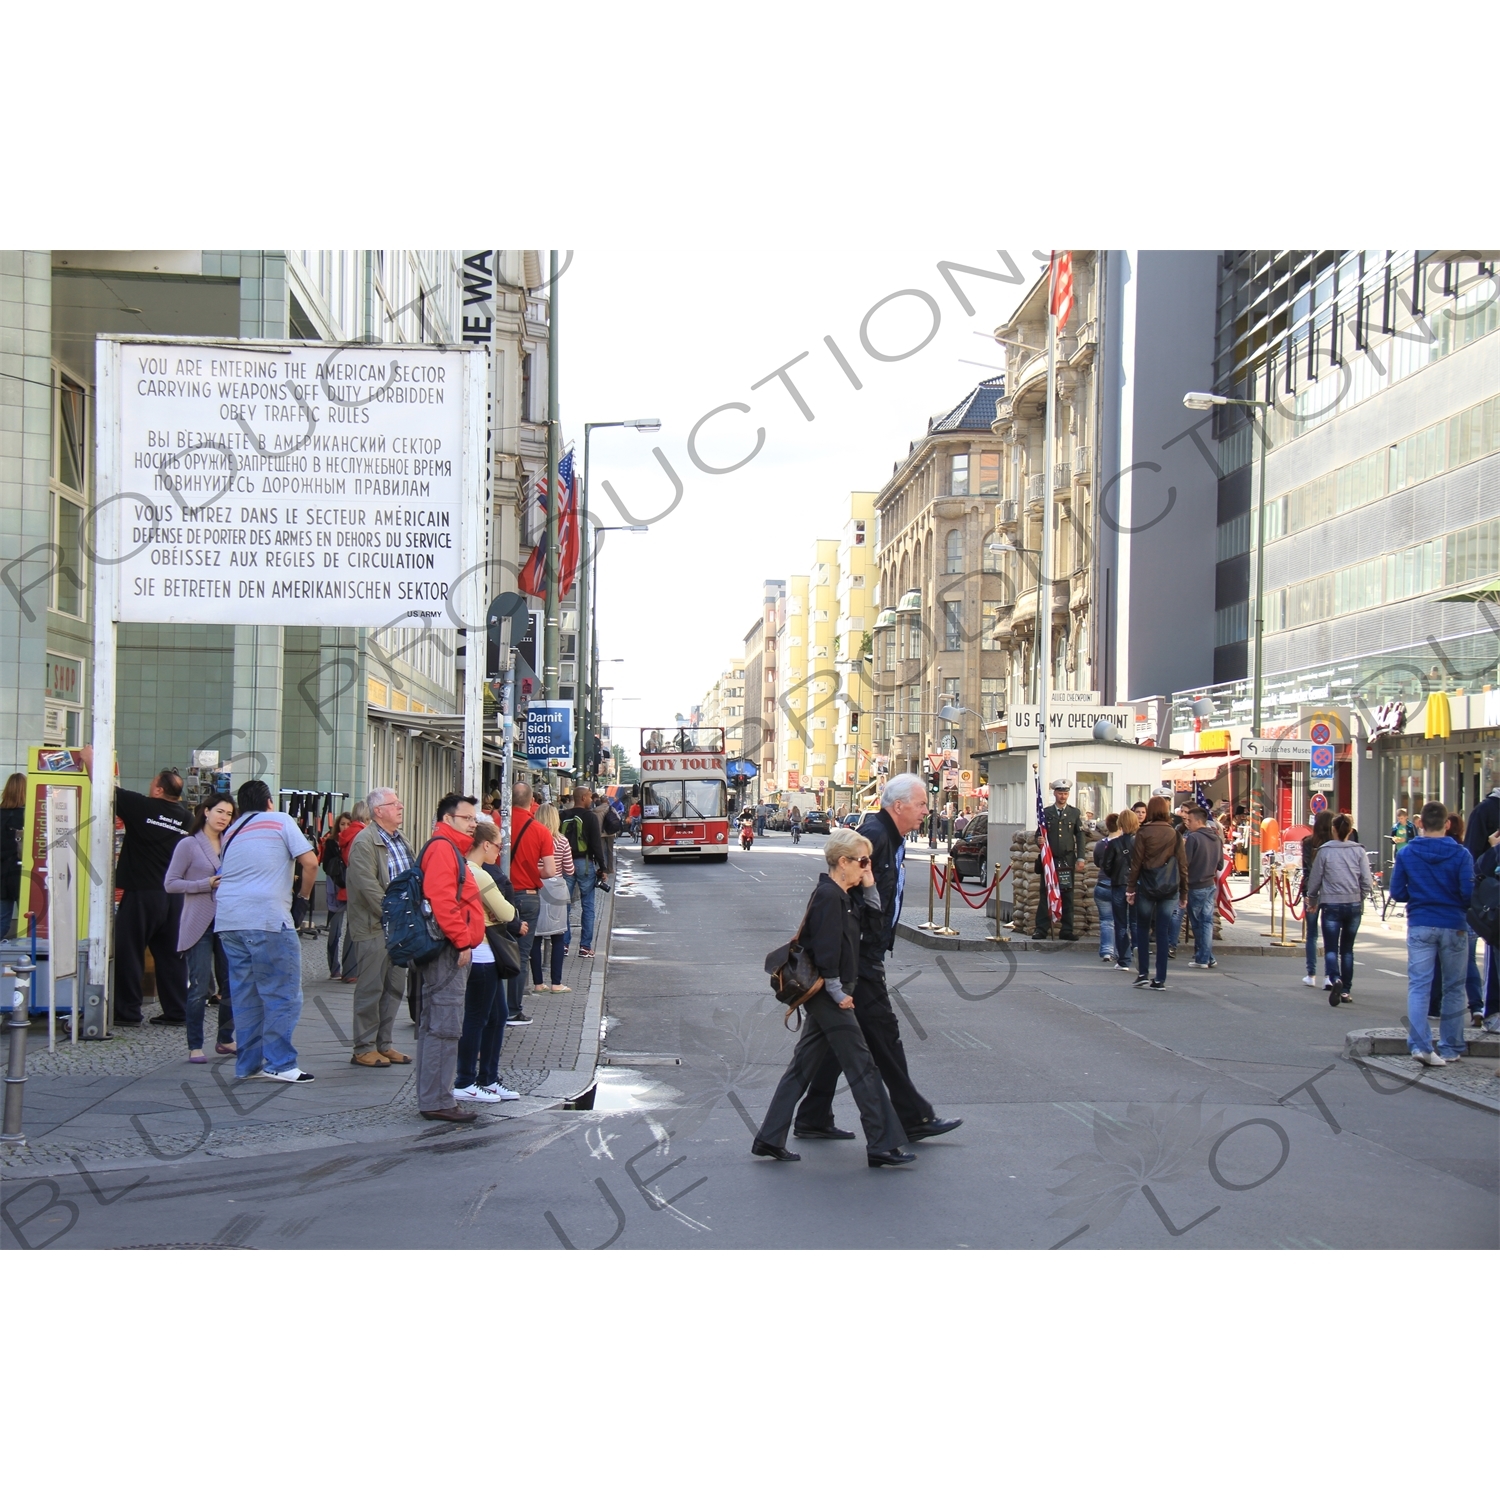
753, 828, 913, 1168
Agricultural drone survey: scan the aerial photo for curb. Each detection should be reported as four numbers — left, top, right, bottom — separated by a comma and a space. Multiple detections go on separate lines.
530, 878, 613, 1107
895, 921, 1305, 957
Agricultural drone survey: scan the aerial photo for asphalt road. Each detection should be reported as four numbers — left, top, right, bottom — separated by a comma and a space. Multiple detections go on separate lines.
6, 839, 1496, 1250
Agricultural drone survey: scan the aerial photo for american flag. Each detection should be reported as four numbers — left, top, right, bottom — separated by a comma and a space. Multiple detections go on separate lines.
1036, 775, 1063, 925
1049, 251, 1074, 327
1195, 780, 1214, 814
1215, 850, 1236, 924
518, 449, 580, 599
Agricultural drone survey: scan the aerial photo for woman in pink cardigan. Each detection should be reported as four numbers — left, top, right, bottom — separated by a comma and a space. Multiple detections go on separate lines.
164, 792, 237, 1061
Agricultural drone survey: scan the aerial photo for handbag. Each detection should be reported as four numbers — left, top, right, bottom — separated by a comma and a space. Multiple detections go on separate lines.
1137, 851, 1180, 901
764, 896, 825, 1029
486, 922, 522, 978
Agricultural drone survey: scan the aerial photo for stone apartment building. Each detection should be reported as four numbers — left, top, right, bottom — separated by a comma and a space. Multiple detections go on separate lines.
698, 657, 746, 757
831, 492, 877, 794
871, 378, 1009, 777
779, 541, 840, 800
740, 579, 785, 798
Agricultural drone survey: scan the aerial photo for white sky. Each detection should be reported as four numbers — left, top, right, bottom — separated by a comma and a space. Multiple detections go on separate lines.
562, 249, 1038, 744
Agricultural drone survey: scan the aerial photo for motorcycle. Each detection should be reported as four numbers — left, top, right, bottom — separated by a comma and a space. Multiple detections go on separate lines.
739, 823, 755, 851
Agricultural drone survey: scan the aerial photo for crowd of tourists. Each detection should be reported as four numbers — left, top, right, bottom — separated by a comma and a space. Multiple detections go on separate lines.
92, 765, 611, 1117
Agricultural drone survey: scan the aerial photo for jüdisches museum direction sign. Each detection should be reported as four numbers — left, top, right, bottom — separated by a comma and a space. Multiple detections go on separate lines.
106, 340, 474, 627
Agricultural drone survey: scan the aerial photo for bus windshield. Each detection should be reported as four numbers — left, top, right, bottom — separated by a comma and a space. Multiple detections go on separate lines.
641, 780, 726, 819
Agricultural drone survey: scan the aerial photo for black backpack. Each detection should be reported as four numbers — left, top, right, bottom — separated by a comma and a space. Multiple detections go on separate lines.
321, 834, 347, 889
381, 837, 467, 968
1466, 873, 1499, 946
601, 802, 622, 836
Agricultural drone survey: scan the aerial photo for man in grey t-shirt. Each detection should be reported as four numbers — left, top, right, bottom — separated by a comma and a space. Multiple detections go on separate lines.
218, 780, 319, 1081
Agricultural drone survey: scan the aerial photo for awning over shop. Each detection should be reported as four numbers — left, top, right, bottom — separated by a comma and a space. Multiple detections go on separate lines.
1154, 753, 1237, 782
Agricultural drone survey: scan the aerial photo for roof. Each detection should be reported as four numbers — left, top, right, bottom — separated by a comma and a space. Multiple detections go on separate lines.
928, 375, 1006, 434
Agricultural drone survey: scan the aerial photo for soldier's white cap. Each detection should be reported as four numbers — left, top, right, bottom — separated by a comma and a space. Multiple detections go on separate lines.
1050, 778, 1072, 790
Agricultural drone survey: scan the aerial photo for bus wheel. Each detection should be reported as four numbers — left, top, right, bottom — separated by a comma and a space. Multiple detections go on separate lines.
706, 852, 729, 863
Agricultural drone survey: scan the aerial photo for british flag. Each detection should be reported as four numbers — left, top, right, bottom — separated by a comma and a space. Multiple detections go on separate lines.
518, 449, 580, 599
1036, 776, 1063, 925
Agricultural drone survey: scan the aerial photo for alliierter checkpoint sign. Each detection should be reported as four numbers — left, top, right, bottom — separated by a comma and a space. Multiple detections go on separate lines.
105, 339, 477, 627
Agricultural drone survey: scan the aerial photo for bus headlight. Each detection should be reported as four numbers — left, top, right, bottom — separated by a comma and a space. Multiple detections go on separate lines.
644, 834, 655, 844
716, 832, 725, 842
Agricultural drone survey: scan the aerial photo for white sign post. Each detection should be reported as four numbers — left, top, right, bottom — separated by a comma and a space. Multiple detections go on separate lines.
46, 785, 78, 1051
90, 337, 485, 1014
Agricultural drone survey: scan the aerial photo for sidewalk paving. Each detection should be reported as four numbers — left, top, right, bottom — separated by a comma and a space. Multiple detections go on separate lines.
1, 886, 612, 1179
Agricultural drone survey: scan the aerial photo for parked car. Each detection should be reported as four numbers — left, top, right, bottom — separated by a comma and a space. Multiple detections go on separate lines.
802, 810, 832, 835
949, 811, 989, 880
840, 812, 862, 828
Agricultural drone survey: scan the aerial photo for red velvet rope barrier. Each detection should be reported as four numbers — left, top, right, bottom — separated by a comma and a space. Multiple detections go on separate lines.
926, 860, 1001, 907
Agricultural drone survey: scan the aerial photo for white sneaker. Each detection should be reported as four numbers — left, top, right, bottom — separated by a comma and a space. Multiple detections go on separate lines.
453, 1083, 482, 1101
263, 1066, 314, 1082
475, 1082, 521, 1102
1414, 1052, 1447, 1068
1301, 975, 1317, 987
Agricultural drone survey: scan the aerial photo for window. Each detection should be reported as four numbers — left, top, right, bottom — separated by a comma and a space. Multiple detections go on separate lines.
854, 521, 866, 546
906, 686, 922, 735
883, 631, 896, 671
943, 600, 962, 650
521, 351, 534, 422
907, 619, 923, 659
943, 676, 960, 700
950, 453, 970, 496
980, 678, 1003, 720
945, 528, 963, 574
978, 452, 1000, 496
981, 602, 1000, 647
1447, 518, 1500, 588
50, 371, 88, 620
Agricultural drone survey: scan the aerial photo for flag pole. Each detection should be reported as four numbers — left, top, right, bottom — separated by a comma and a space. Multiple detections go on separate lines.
543, 250, 561, 771
1038, 255, 1058, 808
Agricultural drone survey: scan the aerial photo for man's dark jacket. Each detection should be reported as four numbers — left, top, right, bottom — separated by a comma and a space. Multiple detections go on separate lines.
1465, 790, 1500, 862
856, 808, 903, 972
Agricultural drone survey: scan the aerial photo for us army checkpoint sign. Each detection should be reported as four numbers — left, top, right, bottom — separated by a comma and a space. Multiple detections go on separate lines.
102, 338, 481, 628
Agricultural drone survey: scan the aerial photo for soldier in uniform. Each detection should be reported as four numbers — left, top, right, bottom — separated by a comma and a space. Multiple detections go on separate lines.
1034, 777, 1086, 940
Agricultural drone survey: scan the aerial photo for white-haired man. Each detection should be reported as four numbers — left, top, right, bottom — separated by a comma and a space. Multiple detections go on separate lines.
344, 786, 416, 1067
792, 772, 962, 1144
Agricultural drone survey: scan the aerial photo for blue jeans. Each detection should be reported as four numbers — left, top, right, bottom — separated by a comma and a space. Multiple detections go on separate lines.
1406, 926, 1469, 1058
1427, 930, 1482, 1016
1094, 882, 1115, 958
183, 928, 234, 1051
455, 960, 507, 1088
1110, 888, 1132, 963
1319, 902, 1362, 992
1186, 886, 1216, 965
507, 890, 541, 1017
219, 928, 304, 1077
1304, 911, 1318, 977
326, 904, 356, 979
1133, 898, 1177, 984
569, 857, 598, 950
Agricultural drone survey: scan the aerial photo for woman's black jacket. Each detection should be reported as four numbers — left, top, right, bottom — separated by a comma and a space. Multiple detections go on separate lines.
802, 872, 860, 991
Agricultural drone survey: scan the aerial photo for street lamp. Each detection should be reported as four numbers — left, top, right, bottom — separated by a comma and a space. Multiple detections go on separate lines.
1184, 389, 1272, 885
580, 419, 660, 781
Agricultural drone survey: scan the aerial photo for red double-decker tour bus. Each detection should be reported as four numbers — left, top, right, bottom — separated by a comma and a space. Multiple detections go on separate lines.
638, 728, 730, 862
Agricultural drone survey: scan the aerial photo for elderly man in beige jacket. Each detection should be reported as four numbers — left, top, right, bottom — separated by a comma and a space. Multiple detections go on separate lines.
345, 786, 418, 1067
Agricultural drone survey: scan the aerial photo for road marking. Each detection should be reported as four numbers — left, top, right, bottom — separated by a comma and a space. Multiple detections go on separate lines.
1377, 969, 1404, 978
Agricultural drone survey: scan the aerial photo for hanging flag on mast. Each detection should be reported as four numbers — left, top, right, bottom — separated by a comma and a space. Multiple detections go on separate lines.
1049, 250, 1074, 328
1036, 774, 1063, 926
518, 448, 579, 599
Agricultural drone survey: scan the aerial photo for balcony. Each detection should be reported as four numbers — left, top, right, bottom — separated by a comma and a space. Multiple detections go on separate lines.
1073, 445, 1090, 478
1053, 462, 1071, 494
1069, 319, 1098, 367
1026, 472, 1046, 504
995, 498, 1020, 530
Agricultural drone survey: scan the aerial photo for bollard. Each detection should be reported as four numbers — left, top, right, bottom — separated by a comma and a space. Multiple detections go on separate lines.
987, 862, 1009, 943
935, 854, 958, 936
919, 853, 938, 929
1, 961, 35, 1146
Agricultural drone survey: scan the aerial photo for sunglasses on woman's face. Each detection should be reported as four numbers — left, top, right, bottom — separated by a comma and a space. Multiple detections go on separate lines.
843, 855, 870, 867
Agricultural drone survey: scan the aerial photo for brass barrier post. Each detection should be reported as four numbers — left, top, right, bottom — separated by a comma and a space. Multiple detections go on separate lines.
935, 854, 958, 936
987, 862, 1009, 943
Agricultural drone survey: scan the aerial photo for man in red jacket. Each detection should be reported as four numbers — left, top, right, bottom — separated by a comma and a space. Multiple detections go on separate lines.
415, 792, 487, 1122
